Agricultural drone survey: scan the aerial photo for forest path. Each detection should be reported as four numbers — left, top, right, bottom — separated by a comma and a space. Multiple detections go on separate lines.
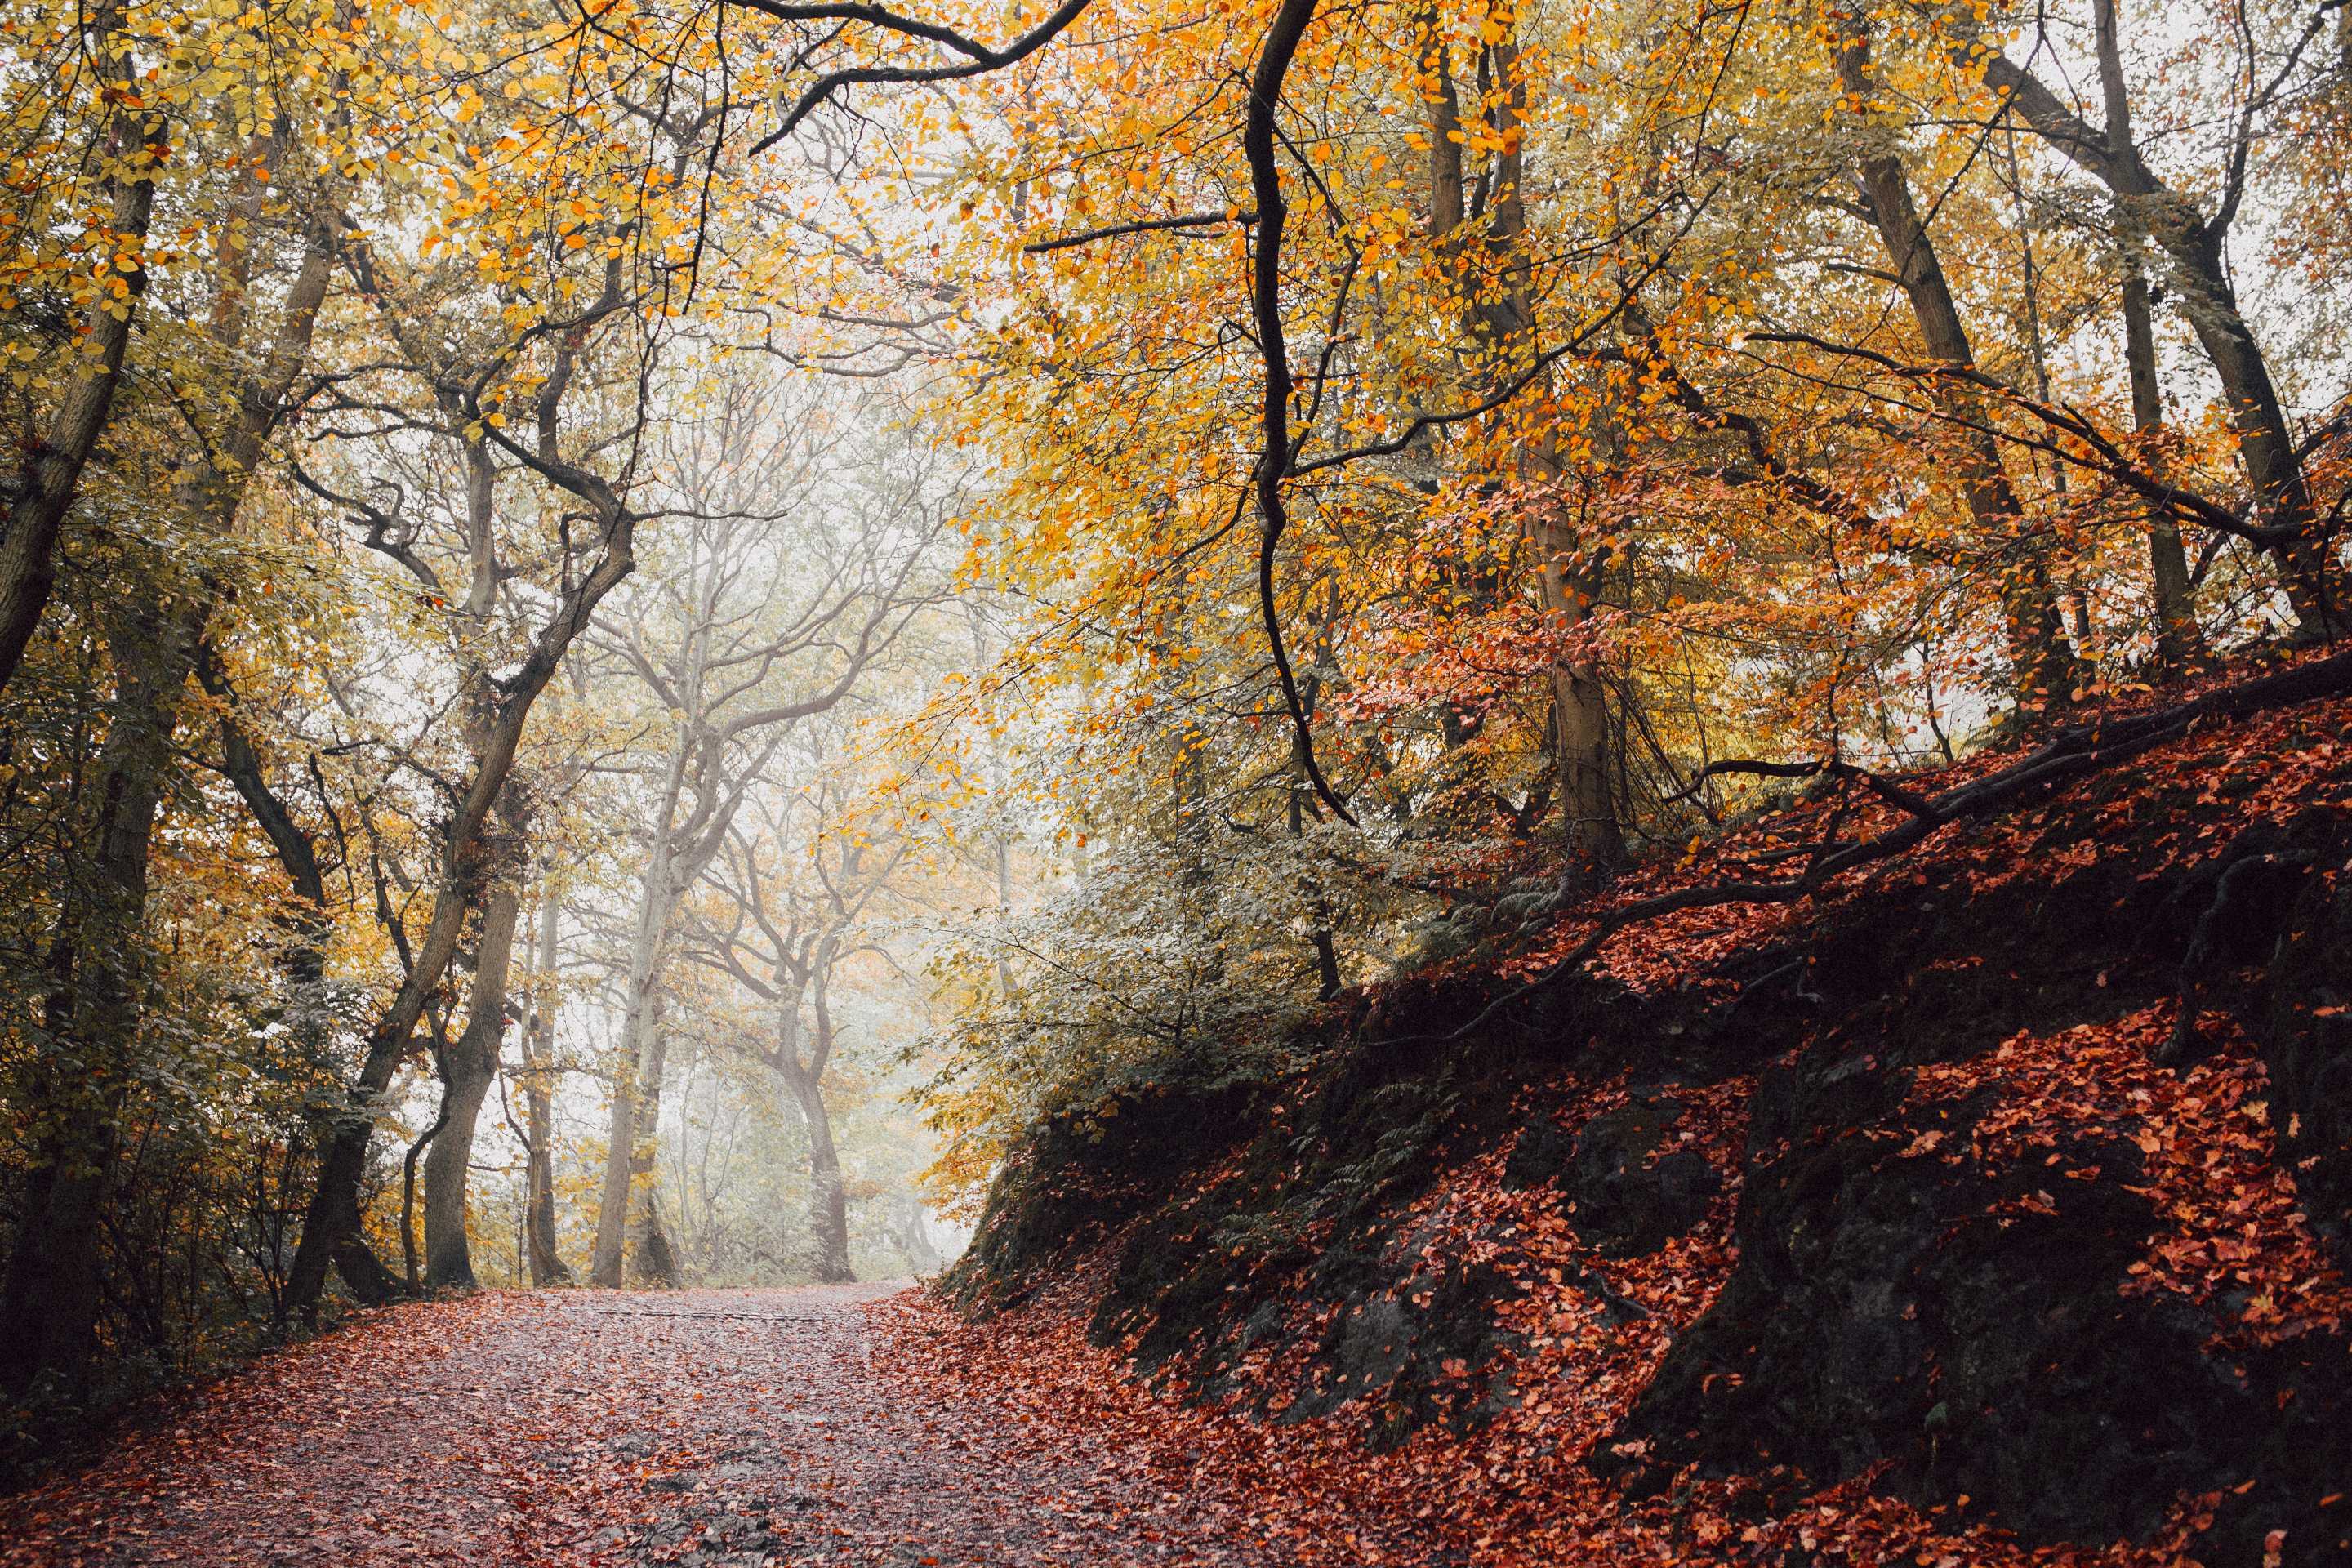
0, 1285, 1283, 1568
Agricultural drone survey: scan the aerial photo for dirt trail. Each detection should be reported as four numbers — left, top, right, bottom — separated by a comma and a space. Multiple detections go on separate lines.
0, 1286, 1296, 1567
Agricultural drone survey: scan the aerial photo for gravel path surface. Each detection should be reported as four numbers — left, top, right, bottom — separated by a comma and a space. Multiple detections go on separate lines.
0, 1286, 1296, 1567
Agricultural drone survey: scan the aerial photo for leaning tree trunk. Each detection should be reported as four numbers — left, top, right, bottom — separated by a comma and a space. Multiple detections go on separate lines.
194, 645, 376, 1317
284, 234, 639, 1323
1973, 16, 2340, 637
0, 3, 163, 698
290, 717, 544, 1317
1838, 27, 2079, 709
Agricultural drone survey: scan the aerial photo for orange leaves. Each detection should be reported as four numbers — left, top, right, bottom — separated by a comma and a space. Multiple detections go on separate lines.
890, 672, 2352, 1568
1900, 1002, 2350, 1348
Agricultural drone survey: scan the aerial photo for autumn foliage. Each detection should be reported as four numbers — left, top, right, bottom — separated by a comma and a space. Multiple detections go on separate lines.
935, 667, 2352, 1566
1, 0, 2349, 1557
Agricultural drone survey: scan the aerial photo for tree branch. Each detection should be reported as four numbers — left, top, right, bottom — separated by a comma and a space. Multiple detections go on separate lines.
1023, 209, 1254, 253
1439, 647, 2352, 1043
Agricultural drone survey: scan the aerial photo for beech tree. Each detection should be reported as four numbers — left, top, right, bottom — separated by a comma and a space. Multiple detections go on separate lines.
0, 0, 350, 1388
2, 0, 2345, 1451
581, 383, 943, 1288
689, 728, 915, 1282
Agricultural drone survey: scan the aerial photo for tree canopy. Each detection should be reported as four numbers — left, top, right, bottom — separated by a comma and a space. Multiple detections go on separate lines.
0, 0, 2345, 1448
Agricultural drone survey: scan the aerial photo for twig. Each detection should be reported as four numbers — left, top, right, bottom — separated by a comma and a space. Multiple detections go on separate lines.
1022, 210, 1253, 253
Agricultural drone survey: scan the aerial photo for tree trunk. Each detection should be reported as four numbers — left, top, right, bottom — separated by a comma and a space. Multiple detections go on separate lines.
993, 833, 1019, 998
1290, 615, 1343, 1000
289, 754, 537, 1314
1543, 612, 1619, 879
290, 1090, 418, 1317
1838, 29, 2079, 708
2121, 262, 2201, 669
894, 1193, 943, 1276
0, 601, 187, 1393
422, 861, 523, 1289
761, 970, 853, 1284
2095, 0, 2199, 670
19, 192, 358, 1338
626, 996, 684, 1290
1423, 24, 1622, 884
521, 879, 570, 1285
785, 1065, 853, 1285
285, 243, 641, 1321
0, 1121, 118, 1398
419, 1025, 492, 1292
588, 584, 756, 1285
590, 744, 689, 1286
0, 151, 341, 1383
1976, 20, 2340, 635
193, 645, 363, 1326
0, 4, 163, 697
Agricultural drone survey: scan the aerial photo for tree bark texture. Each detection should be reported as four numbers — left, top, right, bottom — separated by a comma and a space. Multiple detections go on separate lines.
1838, 27, 2081, 708
422, 848, 524, 1289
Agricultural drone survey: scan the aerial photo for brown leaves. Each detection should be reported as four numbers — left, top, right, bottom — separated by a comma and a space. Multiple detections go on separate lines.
885, 684, 2352, 1568
0, 1295, 698, 1566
